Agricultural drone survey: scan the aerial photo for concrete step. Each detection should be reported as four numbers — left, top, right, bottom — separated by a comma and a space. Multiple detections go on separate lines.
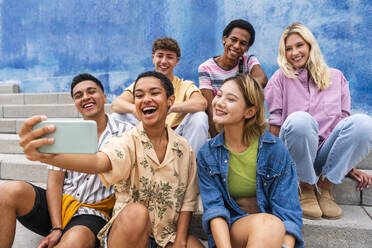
0, 154, 48, 182
0, 92, 72, 105
0, 104, 112, 118
302, 205, 372, 248
332, 169, 372, 206
0, 134, 22, 154
192, 205, 372, 248
0, 117, 82, 134
0, 83, 19, 94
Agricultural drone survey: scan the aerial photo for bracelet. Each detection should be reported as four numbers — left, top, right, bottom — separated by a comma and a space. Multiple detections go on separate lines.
50, 227, 63, 233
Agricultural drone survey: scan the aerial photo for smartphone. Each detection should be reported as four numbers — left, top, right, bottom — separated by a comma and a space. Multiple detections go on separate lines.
32, 120, 98, 154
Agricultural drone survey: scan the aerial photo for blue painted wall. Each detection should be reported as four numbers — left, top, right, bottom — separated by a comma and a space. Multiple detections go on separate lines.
0, 0, 370, 113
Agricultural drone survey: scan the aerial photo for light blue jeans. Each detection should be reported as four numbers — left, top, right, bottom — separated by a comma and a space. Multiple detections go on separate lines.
279, 111, 372, 185
112, 111, 209, 153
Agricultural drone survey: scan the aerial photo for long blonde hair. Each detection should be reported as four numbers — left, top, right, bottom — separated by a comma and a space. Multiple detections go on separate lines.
277, 22, 332, 90
217, 74, 266, 146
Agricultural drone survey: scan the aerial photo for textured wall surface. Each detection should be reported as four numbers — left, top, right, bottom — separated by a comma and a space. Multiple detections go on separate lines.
0, 0, 370, 113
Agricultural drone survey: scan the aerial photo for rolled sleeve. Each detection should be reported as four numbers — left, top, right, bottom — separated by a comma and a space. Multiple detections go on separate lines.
202, 206, 231, 234
99, 135, 135, 187
181, 151, 199, 212
283, 220, 304, 248
184, 82, 201, 101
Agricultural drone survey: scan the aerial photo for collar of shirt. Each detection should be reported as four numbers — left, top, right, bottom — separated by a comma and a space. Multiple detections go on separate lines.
135, 122, 185, 167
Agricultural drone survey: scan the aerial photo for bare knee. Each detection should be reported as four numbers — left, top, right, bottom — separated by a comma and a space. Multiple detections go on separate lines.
0, 181, 35, 215
57, 226, 95, 248
186, 235, 205, 248
251, 213, 285, 234
112, 203, 150, 233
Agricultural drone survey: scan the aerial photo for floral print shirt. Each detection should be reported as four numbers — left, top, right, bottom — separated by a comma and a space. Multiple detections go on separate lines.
98, 122, 199, 247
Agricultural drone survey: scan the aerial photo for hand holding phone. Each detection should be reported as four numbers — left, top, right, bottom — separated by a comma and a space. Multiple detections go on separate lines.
32, 120, 98, 154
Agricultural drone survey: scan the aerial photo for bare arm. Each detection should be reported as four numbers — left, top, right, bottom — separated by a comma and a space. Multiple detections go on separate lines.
37, 170, 65, 248
250, 64, 268, 88
201, 89, 218, 138
47, 170, 65, 229
19, 115, 112, 174
269, 125, 281, 137
111, 90, 139, 119
169, 211, 192, 247
168, 92, 207, 114
210, 217, 232, 248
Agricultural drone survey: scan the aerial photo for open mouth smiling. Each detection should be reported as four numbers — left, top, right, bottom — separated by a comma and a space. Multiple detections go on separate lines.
142, 106, 157, 116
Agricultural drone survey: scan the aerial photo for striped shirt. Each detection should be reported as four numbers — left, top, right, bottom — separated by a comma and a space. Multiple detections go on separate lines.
48, 114, 133, 221
198, 54, 260, 96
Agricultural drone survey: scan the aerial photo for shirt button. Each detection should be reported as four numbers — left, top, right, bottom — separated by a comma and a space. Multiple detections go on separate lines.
86, 178, 89, 181
267, 174, 270, 177
223, 178, 226, 182
264, 183, 267, 186
224, 160, 228, 163
77, 193, 80, 196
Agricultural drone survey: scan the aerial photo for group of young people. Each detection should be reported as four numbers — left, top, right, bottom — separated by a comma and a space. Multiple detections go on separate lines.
0, 19, 371, 248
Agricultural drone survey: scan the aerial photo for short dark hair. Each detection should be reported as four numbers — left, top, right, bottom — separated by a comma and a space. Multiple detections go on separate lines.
223, 19, 255, 47
133, 71, 174, 98
70, 73, 104, 97
152, 37, 181, 58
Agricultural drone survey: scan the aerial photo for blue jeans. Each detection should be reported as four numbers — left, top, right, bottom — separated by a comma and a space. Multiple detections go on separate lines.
112, 111, 209, 153
279, 111, 372, 185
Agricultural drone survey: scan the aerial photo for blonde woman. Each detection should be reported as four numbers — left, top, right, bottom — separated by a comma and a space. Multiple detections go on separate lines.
198, 74, 303, 248
265, 23, 372, 220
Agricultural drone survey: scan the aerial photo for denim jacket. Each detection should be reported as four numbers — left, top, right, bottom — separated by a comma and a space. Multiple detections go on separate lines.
197, 130, 304, 248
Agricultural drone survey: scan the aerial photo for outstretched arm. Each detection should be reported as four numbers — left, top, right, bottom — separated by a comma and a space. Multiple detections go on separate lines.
19, 115, 112, 174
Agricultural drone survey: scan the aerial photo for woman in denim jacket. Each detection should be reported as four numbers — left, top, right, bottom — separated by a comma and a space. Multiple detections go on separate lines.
197, 74, 303, 248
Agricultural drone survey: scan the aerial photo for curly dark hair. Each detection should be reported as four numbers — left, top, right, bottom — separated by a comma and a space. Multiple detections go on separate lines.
152, 37, 181, 57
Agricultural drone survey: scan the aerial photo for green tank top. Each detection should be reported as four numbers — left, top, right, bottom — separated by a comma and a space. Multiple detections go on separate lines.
227, 138, 258, 198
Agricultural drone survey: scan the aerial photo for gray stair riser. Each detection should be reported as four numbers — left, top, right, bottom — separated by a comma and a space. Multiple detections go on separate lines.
0, 84, 19, 94
357, 150, 372, 170
0, 118, 82, 134
1, 104, 112, 118
3, 104, 79, 118
0, 136, 22, 154
0, 119, 16, 133
0, 161, 48, 183
0, 93, 72, 105
331, 172, 372, 206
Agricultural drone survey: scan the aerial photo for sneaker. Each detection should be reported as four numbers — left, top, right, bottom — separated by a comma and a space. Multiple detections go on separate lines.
299, 187, 322, 220
316, 188, 342, 219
